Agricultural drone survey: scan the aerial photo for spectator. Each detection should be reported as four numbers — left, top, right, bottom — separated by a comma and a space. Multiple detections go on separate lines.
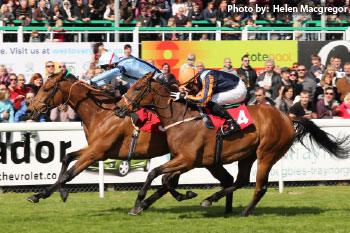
255, 58, 282, 99
161, 63, 176, 80
289, 69, 302, 97
246, 18, 261, 40
180, 53, 196, 72
187, 2, 202, 21
15, 0, 31, 26
236, 55, 258, 94
0, 3, 15, 25
297, 64, 317, 102
105, 77, 130, 98
324, 65, 337, 86
16, 74, 31, 105
34, 0, 52, 21
87, 0, 100, 20
275, 85, 294, 114
90, 42, 107, 69
292, 62, 300, 70
94, 66, 103, 76
288, 90, 314, 119
333, 56, 344, 79
0, 87, 14, 123
61, 0, 76, 21
15, 91, 45, 123
135, 0, 150, 18
203, 2, 218, 23
336, 62, 350, 102
309, 54, 325, 82
123, 44, 133, 58
51, 19, 66, 42
0, 65, 10, 87
220, 57, 238, 76
313, 72, 339, 104
28, 0, 37, 19
103, 2, 115, 21
52, 4, 64, 21
280, 67, 291, 86
83, 68, 95, 81
223, 13, 243, 40
29, 73, 43, 96
120, 0, 133, 24
337, 92, 350, 119
50, 104, 75, 122
217, 0, 231, 23
7, 73, 23, 110
58, 62, 77, 81
44, 61, 55, 82
29, 29, 41, 42
137, 8, 152, 27
156, 0, 171, 27
165, 17, 178, 41
7, 0, 18, 15
73, 0, 90, 22
196, 62, 205, 72
148, 0, 160, 26
174, 7, 188, 26
172, 0, 186, 16
316, 87, 339, 119
146, 59, 155, 66
276, 3, 293, 40
249, 87, 275, 106
199, 33, 208, 41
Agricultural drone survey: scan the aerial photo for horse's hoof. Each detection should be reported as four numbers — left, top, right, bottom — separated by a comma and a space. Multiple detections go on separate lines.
186, 191, 198, 199
27, 195, 40, 203
200, 199, 212, 207
128, 206, 143, 215
59, 189, 69, 202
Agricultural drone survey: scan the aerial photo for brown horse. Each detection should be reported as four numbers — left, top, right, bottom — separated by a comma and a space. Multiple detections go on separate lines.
115, 73, 350, 217
25, 72, 235, 213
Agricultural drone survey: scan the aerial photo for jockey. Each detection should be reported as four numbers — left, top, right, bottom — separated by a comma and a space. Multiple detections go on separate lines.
85, 51, 162, 86
171, 67, 247, 134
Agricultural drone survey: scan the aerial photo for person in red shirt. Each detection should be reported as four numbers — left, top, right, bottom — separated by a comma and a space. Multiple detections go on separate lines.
7, 73, 24, 110
16, 74, 32, 103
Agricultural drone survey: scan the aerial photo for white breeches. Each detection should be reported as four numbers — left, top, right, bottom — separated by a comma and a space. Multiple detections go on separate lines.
211, 80, 247, 105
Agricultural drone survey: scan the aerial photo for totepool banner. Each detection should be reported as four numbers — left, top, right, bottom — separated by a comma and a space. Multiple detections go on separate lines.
0, 42, 138, 81
1, 121, 350, 186
142, 41, 298, 77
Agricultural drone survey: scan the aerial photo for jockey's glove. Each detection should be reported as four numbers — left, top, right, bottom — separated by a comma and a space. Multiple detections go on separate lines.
170, 92, 186, 101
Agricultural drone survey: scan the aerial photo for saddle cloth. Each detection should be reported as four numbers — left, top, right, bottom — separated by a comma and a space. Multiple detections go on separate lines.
135, 108, 166, 134
206, 104, 254, 131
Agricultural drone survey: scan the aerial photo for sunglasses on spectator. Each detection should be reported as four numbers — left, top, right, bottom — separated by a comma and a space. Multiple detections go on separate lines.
59, 66, 66, 68
0, 88, 7, 91
325, 92, 334, 95
18, 79, 25, 81
297, 69, 306, 71
46, 65, 55, 68
10, 78, 17, 81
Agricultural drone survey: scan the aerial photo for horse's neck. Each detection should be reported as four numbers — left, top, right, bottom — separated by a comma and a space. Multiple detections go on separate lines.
154, 93, 199, 128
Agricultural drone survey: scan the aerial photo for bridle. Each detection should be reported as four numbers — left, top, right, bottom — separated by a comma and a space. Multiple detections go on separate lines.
31, 79, 74, 116
121, 77, 170, 114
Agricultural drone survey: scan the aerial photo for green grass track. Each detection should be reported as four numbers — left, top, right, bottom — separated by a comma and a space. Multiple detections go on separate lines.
0, 186, 349, 233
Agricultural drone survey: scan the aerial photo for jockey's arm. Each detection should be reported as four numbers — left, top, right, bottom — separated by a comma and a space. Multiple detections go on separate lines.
186, 74, 215, 105
88, 67, 123, 86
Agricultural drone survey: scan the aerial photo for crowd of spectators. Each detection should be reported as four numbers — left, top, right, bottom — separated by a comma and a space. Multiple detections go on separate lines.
1, 0, 350, 42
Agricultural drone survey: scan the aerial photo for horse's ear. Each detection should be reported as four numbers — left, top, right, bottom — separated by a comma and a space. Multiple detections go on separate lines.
149, 71, 157, 81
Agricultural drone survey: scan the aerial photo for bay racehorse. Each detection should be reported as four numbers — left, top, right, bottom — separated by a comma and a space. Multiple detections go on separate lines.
25, 72, 235, 213
115, 73, 350, 217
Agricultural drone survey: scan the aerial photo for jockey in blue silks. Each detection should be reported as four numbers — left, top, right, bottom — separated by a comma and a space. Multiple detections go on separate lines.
87, 51, 162, 86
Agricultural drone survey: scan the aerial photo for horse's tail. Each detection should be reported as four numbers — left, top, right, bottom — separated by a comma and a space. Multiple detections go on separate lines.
292, 117, 350, 159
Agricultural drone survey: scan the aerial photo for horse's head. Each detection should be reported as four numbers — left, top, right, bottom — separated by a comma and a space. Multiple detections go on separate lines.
26, 72, 68, 120
115, 71, 169, 118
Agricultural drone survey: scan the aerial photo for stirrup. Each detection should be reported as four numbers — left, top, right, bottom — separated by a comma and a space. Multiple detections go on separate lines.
220, 120, 240, 136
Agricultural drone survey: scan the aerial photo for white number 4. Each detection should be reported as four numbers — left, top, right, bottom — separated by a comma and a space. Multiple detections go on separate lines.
237, 110, 249, 124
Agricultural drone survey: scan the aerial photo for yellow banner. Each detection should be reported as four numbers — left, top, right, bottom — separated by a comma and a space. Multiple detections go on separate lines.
142, 41, 298, 76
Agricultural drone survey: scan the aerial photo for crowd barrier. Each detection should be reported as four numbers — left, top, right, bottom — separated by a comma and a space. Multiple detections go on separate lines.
1, 120, 350, 190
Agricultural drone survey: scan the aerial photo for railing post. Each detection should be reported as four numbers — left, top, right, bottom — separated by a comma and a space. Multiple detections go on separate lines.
241, 26, 248, 40
0, 21, 3, 43
345, 28, 350, 41
133, 27, 139, 44
215, 30, 221, 41
18, 26, 23, 42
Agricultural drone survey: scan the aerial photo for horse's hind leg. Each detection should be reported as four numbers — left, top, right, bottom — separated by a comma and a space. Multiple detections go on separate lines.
202, 165, 234, 214
201, 156, 256, 208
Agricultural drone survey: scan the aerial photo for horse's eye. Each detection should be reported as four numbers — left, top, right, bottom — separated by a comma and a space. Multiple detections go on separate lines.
134, 87, 141, 91
43, 88, 49, 92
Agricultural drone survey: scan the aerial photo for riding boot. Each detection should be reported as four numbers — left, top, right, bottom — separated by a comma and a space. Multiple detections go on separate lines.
206, 101, 241, 135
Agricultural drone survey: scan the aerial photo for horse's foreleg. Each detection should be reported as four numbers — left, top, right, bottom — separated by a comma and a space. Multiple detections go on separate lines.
201, 156, 256, 209
57, 151, 80, 202
27, 149, 98, 203
129, 157, 190, 215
